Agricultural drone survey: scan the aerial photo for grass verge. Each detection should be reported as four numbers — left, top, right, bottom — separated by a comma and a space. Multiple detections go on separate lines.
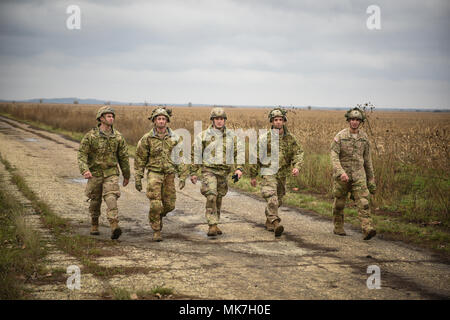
0, 172, 46, 299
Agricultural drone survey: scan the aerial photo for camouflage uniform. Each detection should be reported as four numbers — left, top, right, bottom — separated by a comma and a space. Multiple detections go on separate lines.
135, 109, 187, 237
250, 123, 304, 230
77, 109, 130, 229
190, 110, 244, 231
330, 108, 376, 239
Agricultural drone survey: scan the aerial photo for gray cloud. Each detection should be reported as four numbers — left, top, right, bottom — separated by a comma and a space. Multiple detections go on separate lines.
0, 0, 448, 108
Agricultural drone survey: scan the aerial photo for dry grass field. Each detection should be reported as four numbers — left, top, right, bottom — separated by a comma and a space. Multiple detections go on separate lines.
1, 102, 449, 231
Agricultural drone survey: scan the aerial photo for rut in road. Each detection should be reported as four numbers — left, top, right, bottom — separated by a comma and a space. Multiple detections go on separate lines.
0, 116, 449, 300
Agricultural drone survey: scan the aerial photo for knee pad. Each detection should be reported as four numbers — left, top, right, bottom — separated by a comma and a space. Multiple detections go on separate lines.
149, 200, 163, 215
268, 197, 279, 210
103, 194, 117, 209
262, 189, 276, 199
359, 198, 370, 210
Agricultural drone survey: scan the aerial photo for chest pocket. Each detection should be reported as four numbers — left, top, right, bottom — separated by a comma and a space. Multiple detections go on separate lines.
107, 139, 119, 154
355, 139, 365, 156
340, 139, 353, 157
149, 139, 163, 157
95, 139, 107, 153
203, 138, 219, 157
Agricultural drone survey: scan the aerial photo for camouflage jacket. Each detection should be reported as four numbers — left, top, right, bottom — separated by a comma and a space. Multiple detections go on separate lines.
330, 128, 375, 182
250, 125, 304, 178
77, 125, 130, 179
190, 125, 244, 177
134, 127, 188, 180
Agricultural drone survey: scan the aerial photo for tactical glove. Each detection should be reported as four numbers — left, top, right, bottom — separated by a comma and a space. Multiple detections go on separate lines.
135, 179, 142, 192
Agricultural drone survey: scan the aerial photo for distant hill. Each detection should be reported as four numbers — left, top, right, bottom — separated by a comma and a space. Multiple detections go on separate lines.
0, 97, 130, 105
0, 97, 190, 106
0, 98, 448, 112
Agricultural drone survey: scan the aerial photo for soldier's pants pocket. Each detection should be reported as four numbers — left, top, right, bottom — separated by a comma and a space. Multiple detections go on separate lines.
85, 176, 103, 200
200, 172, 218, 196
333, 180, 348, 198
261, 176, 277, 199
103, 175, 121, 199
146, 172, 163, 200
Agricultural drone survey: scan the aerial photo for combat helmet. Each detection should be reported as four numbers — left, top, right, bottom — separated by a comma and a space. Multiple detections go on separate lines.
148, 107, 172, 122
96, 106, 115, 121
345, 107, 365, 122
268, 107, 287, 122
210, 107, 227, 120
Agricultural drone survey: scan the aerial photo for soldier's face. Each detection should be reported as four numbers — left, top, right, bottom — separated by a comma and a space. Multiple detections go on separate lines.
154, 115, 168, 128
272, 117, 285, 129
100, 113, 114, 126
213, 117, 225, 129
349, 118, 361, 130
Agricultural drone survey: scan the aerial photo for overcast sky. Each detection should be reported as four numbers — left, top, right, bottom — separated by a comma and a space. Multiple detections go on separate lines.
0, 0, 449, 108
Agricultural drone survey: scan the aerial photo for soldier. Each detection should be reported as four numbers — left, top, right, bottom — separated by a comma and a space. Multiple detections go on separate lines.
330, 107, 377, 240
250, 108, 304, 237
134, 107, 187, 242
190, 107, 244, 237
78, 106, 130, 240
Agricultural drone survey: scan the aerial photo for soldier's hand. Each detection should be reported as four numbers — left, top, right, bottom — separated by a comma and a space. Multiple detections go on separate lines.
123, 178, 129, 187
83, 171, 93, 179
190, 175, 198, 184
234, 169, 243, 179
292, 168, 299, 176
340, 173, 349, 182
251, 178, 257, 187
135, 179, 142, 192
179, 179, 185, 190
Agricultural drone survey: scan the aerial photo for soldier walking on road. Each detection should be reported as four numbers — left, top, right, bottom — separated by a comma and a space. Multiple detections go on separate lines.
330, 107, 377, 240
250, 108, 304, 237
77, 106, 130, 240
134, 108, 187, 242
190, 108, 244, 237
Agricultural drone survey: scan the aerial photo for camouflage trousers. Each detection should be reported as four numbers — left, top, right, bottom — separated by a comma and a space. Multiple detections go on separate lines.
146, 171, 176, 231
332, 178, 374, 232
85, 175, 121, 223
261, 175, 286, 223
200, 171, 228, 226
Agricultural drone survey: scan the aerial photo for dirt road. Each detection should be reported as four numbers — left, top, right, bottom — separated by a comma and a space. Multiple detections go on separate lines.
0, 115, 449, 300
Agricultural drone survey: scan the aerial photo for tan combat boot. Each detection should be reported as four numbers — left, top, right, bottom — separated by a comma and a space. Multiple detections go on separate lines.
216, 225, 223, 235
110, 221, 122, 240
333, 215, 346, 236
207, 225, 218, 237
153, 231, 163, 242
265, 219, 274, 232
363, 228, 377, 240
273, 220, 284, 237
90, 217, 100, 235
